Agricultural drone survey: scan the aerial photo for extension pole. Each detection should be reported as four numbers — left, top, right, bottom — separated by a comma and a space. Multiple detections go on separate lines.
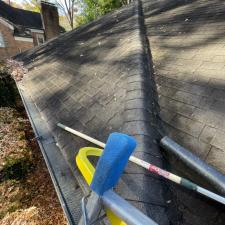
57, 123, 225, 205
161, 136, 225, 195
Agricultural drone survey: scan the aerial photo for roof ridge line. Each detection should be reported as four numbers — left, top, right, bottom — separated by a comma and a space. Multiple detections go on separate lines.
123, 1, 177, 223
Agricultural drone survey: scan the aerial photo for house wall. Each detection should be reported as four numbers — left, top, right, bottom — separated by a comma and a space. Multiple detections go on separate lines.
41, 2, 60, 40
0, 23, 34, 61
31, 32, 45, 46
32, 32, 38, 46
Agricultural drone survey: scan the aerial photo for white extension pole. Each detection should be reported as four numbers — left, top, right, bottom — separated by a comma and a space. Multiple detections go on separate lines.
57, 122, 225, 205
58, 123, 106, 148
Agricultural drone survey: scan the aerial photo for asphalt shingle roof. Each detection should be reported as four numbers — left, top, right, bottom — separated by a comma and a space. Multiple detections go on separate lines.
16, 0, 225, 224
16, 1, 173, 224
143, 0, 225, 224
14, 0, 225, 224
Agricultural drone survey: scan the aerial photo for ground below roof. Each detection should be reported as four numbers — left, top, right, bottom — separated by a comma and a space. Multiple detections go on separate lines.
0, 71, 67, 225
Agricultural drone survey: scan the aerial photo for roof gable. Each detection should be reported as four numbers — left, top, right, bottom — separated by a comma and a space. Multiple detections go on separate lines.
0, 0, 42, 29
0, 16, 14, 30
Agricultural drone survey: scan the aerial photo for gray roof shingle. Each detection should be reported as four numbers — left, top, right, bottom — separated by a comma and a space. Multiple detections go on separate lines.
16, 1, 175, 224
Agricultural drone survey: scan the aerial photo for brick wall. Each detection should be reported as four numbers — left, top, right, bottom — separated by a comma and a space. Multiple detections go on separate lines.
32, 32, 45, 47
0, 23, 34, 61
31, 32, 38, 46
15, 40, 33, 54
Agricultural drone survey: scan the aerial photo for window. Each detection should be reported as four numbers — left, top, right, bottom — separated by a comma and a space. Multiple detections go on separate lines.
36, 34, 45, 46
0, 32, 5, 48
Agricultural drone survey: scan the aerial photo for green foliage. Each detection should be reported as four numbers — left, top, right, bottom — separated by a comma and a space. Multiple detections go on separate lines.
1, 155, 33, 181
76, 0, 124, 26
22, 0, 41, 12
0, 68, 18, 108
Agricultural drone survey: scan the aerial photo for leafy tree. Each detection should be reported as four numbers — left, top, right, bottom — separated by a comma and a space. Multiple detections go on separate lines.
56, 0, 78, 29
59, 15, 72, 31
76, 0, 128, 26
14, 0, 130, 29
22, 0, 41, 12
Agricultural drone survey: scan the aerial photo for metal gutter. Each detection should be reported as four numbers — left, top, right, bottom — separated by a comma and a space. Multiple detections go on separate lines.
17, 84, 83, 225
160, 136, 225, 195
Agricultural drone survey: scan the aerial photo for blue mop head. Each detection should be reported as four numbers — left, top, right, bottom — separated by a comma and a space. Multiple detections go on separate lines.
90, 132, 136, 196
